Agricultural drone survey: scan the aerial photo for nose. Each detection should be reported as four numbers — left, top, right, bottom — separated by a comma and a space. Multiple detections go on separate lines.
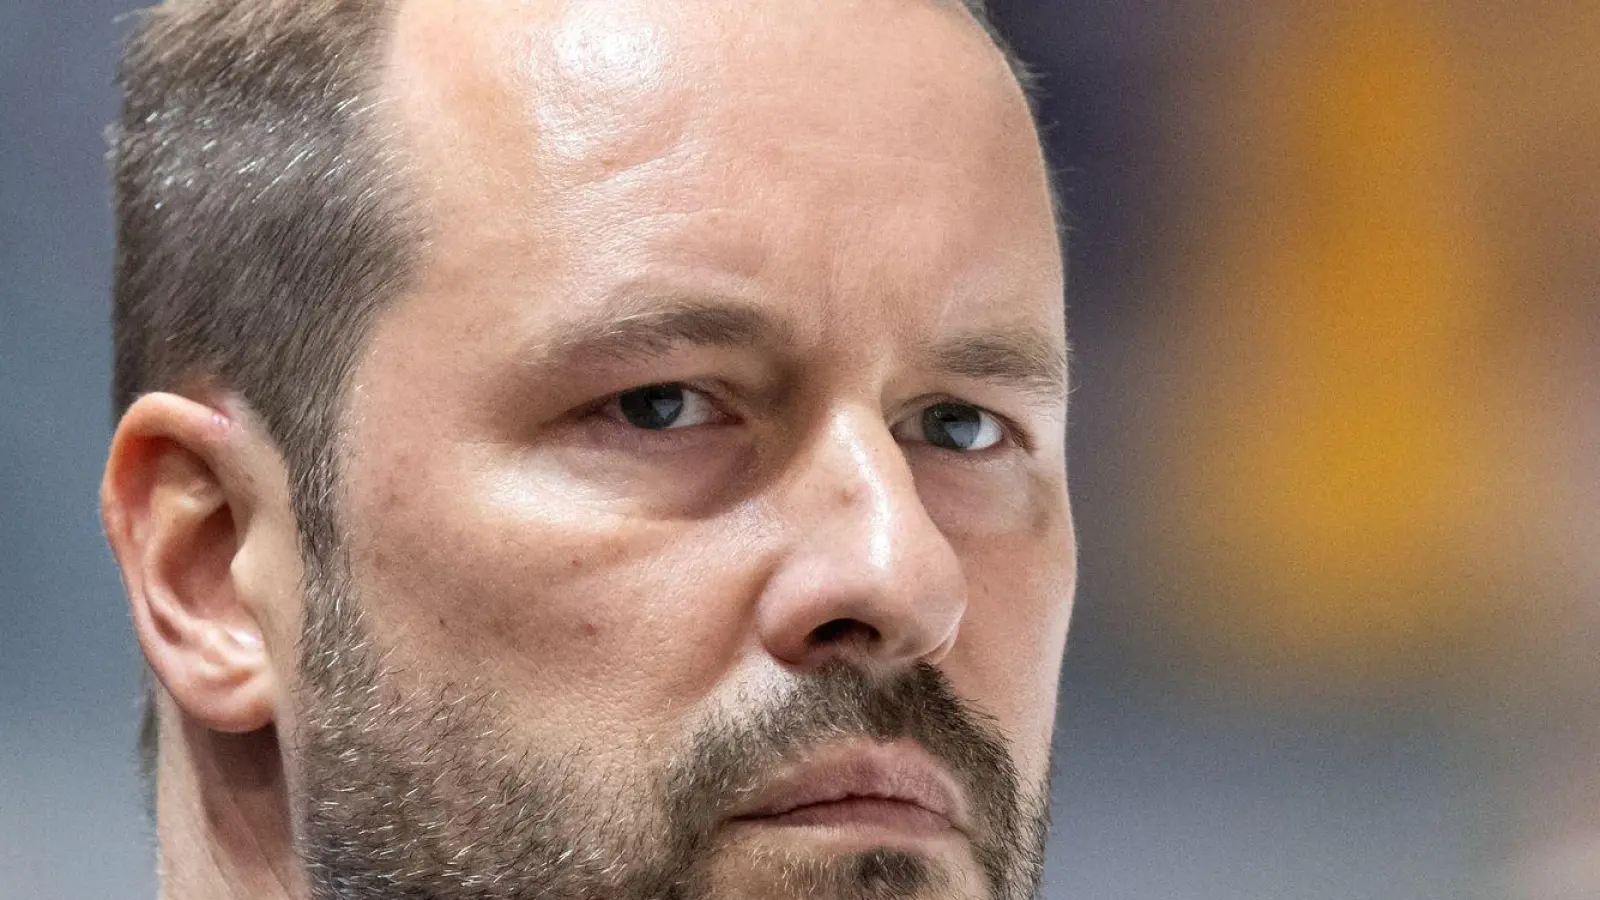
756, 407, 967, 674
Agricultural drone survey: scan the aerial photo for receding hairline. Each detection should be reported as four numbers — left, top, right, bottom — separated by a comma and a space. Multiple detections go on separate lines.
369, 0, 1053, 305
369, 0, 1043, 176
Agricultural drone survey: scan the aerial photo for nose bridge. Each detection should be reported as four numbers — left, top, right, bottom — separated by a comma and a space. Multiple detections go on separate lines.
822, 410, 920, 569
757, 405, 966, 670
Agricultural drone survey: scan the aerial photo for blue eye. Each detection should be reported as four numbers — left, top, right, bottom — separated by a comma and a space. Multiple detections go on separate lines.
901, 401, 1006, 451
607, 384, 719, 430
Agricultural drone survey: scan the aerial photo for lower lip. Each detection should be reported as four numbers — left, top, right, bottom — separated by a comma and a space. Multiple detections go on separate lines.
738, 798, 958, 835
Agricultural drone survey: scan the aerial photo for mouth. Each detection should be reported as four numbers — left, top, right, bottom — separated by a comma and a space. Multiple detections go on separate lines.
728, 740, 969, 845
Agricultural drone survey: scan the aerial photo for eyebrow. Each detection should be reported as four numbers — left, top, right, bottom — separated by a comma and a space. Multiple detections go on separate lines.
532, 296, 795, 368
529, 294, 1068, 401
925, 329, 1070, 403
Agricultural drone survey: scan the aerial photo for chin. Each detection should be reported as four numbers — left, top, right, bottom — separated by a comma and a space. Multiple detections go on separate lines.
701, 829, 984, 900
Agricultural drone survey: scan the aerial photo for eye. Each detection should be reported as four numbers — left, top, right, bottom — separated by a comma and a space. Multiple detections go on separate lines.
602, 383, 722, 430
895, 401, 1007, 451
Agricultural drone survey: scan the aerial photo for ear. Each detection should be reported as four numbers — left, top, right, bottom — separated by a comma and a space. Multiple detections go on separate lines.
102, 393, 285, 734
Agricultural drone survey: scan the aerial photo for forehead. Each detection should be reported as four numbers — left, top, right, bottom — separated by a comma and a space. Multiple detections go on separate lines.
381, 0, 1060, 347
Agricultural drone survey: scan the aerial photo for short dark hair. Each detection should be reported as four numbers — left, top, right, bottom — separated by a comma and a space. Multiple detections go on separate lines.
112, 0, 1038, 808
113, 0, 414, 802
113, 0, 414, 565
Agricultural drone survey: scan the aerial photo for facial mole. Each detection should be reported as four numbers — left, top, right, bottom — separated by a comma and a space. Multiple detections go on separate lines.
1028, 480, 1059, 535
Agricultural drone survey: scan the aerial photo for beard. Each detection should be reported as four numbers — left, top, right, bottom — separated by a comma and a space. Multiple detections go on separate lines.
289, 568, 1049, 900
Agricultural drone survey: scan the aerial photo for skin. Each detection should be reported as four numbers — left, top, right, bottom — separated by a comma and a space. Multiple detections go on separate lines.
100, 0, 1075, 897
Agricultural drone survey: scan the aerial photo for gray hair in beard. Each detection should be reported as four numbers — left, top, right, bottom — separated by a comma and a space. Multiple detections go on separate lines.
290, 573, 1049, 900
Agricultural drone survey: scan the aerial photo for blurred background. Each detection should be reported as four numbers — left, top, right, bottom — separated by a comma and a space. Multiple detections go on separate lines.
1, 0, 1595, 897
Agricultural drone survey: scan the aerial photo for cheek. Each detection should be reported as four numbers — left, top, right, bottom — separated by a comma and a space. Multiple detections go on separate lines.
908, 448, 1066, 543
342, 442, 763, 741
944, 498, 1075, 779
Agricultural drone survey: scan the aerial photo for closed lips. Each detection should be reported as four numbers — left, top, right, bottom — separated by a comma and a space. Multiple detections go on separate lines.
730, 740, 968, 834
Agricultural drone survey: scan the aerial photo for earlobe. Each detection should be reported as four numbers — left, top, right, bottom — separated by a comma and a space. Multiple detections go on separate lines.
102, 393, 279, 735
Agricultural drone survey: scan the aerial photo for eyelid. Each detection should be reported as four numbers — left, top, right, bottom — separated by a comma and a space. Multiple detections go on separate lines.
894, 397, 1032, 453
590, 380, 736, 425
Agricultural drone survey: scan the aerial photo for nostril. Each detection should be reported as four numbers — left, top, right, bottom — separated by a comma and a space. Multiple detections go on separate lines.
807, 617, 880, 649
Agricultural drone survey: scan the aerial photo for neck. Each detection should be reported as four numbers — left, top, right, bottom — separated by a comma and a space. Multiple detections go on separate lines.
156, 706, 302, 900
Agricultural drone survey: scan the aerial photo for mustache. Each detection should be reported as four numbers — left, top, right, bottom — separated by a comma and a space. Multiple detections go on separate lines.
659, 661, 1029, 889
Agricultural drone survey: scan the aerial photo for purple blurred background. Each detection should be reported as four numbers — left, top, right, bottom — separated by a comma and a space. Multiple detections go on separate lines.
3, 1, 1596, 897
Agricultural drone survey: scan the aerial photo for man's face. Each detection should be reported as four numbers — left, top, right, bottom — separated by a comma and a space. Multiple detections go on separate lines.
273, 0, 1074, 897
